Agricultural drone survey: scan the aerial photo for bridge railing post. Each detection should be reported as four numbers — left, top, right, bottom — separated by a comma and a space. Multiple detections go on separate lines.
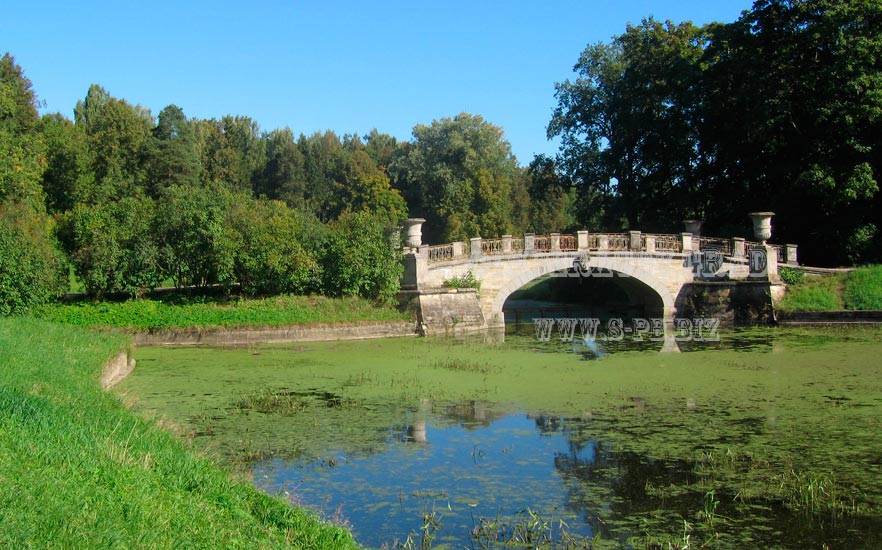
681, 232, 693, 252
502, 235, 512, 254
401, 247, 428, 290
644, 235, 656, 254
786, 244, 798, 265
732, 237, 745, 258
629, 230, 642, 251
597, 234, 609, 250
452, 241, 464, 259
524, 233, 535, 252
550, 233, 561, 251
577, 231, 589, 250
470, 237, 482, 259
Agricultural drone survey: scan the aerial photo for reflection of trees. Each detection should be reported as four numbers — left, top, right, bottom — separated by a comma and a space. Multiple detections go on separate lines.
443, 400, 506, 429
403, 399, 509, 444
531, 415, 699, 542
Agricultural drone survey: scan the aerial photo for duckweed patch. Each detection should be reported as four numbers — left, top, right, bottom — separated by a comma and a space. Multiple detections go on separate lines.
122, 327, 882, 549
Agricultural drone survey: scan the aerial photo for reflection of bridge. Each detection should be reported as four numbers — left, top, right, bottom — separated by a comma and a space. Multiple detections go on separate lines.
399, 220, 798, 333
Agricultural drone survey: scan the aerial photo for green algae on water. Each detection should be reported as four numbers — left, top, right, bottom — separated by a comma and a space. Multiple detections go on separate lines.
120, 327, 882, 549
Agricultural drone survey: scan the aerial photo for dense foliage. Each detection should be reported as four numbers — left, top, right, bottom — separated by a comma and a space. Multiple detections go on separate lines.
35, 295, 408, 330
550, 0, 882, 265
389, 113, 530, 243
0, 203, 67, 314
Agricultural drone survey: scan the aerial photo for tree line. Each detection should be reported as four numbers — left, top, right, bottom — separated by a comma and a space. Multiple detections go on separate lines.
548, 0, 881, 266
0, 54, 572, 315
2, 0, 878, 315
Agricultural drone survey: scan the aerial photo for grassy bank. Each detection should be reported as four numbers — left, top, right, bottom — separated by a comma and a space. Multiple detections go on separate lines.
0, 317, 357, 549
35, 293, 410, 331
778, 265, 882, 312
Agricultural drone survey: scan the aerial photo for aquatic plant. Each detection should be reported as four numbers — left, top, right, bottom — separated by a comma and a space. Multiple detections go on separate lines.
124, 328, 882, 548
469, 509, 597, 549
429, 358, 496, 374
774, 469, 863, 519
234, 388, 309, 415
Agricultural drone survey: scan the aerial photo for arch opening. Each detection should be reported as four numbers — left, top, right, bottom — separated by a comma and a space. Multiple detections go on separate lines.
501, 268, 665, 328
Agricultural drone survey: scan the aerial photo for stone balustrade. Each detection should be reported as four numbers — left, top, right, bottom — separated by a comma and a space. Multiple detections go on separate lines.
421, 230, 796, 265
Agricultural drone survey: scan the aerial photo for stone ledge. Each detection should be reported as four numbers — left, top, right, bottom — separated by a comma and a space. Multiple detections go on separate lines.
101, 350, 136, 390
132, 321, 419, 347
777, 310, 882, 325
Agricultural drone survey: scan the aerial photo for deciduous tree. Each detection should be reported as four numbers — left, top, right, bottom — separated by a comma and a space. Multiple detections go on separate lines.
391, 113, 519, 243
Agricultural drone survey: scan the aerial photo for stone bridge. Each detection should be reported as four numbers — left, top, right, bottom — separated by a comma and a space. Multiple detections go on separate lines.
399, 218, 798, 333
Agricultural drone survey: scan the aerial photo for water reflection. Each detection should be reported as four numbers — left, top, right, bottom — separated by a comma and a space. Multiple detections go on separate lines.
252, 386, 882, 549
254, 410, 598, 548
500, 322, 793, 356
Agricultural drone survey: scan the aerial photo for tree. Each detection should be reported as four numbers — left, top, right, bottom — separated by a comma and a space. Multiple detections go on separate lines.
0, 53, 40, 132
143, 104, 201, 195
253, 127, 307, 202
549, 19, 708, 232
0, 54, 67, 314
527, 155, 575, 234
318, 211, 402, 305
550, 1, 882, 264
390, 113, 519, 243
0, 53, 47, 211
363, 129, 401, 170
330, 148, 407, 226
0, 202, 67, 315
63, 197, 162, 297
39, 113, 92, 213
153, 183, 236, 289
194, 115, 265, 195
296, 131, 343, 219
73, 84, 154, 204
700, 0, 882, 263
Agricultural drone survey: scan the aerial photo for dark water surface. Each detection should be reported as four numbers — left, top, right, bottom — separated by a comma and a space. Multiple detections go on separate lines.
124, 327, 882, 549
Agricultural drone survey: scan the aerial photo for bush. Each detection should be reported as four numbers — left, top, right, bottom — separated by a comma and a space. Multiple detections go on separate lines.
154, 183, 235, 289
228, 199, 320, 296
0, 202, 67, 314
442, 270, 481, 290
62, 197, 162, 297
318, 211, 402, 305
779, 266, 805, 286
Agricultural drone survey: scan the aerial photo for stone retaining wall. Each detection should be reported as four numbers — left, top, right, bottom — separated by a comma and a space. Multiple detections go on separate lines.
132, 321, 419, 346
777, 310, 882, 325
100, 350, 136, 390
674, 281, 786, 324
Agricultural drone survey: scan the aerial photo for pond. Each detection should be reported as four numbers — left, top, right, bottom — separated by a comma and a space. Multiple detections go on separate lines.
120, 326, 882, 549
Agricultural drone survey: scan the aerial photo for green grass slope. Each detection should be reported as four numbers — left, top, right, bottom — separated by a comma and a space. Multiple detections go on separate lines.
779, 265, 882, 312
0, 317, 357, 549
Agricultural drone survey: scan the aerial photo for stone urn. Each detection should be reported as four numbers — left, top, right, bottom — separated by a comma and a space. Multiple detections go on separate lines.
402, 218, 426, 248
682, 219, 703, 236
748, 212, 774, 244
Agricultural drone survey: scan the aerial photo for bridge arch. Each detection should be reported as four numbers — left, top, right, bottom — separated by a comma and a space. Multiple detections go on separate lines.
484, 255, 679, 328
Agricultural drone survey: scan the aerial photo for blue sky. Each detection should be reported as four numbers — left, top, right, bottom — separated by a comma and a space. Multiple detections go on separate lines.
3, 1, 753, 165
